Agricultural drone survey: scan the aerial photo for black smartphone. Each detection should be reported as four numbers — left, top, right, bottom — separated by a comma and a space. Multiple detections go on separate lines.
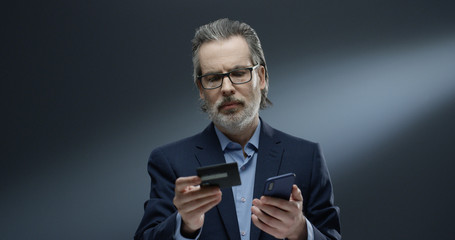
263, 173, 296, 200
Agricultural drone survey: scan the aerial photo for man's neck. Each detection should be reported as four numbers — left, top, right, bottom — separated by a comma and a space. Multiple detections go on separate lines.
215, 116, 260, 148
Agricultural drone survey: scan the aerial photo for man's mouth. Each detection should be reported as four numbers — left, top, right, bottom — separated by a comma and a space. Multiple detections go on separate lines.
218, 101, 243, 111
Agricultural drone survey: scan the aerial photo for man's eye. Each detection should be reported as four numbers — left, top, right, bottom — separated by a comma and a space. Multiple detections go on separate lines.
231, 70, 247, 77
206, 75, 221, 82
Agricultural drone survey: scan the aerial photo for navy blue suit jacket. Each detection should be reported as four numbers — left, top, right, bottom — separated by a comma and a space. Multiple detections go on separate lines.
135, 121, 341, 240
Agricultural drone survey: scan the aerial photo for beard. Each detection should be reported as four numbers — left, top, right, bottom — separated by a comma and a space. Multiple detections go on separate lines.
201, 88, 261, 135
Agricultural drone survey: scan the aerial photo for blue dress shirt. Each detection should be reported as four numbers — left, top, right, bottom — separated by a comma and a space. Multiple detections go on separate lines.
214, 122, 261, 240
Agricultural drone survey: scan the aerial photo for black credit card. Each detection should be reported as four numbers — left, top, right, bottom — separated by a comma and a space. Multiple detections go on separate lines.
196, 162, 241, 188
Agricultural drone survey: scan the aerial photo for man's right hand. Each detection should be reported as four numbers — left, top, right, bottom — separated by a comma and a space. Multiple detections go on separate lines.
173, 176, 222, 237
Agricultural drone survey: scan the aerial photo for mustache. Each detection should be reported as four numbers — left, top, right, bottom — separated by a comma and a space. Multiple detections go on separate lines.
216, 96, 244, 109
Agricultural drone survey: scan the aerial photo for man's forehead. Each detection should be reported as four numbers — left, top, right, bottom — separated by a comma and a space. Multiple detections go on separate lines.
198, 36, 252, 72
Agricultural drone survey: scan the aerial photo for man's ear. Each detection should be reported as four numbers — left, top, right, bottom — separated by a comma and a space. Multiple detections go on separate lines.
258, 65, 266, 90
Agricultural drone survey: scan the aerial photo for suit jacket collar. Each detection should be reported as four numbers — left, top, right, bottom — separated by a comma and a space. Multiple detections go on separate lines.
194, 123, 241, 240
251, 120, 284, 240
194, 120, 284, 240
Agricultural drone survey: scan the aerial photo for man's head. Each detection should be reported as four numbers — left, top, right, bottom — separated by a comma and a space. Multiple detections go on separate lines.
192, 19, 271, 134
192, 18, 271, 110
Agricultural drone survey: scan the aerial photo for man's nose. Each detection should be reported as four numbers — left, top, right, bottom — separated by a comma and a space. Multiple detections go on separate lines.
220, 75, 235, 96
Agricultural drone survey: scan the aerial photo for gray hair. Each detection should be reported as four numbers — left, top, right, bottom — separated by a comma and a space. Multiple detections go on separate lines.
191, 18, 272, 109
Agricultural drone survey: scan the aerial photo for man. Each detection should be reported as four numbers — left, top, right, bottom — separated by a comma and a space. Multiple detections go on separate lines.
135, 18, 341, 240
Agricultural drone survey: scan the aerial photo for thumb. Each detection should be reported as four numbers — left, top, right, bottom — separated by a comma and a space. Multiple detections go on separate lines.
291, 184, 303, 202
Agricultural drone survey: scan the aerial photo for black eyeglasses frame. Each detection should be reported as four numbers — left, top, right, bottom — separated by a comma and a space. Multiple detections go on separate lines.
197, 64, 260, 90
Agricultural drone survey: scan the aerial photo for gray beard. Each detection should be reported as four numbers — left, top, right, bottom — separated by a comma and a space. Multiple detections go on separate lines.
202, 94, 261, 135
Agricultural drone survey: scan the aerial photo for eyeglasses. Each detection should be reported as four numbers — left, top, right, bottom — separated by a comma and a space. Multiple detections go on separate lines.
197, 64, 260, 90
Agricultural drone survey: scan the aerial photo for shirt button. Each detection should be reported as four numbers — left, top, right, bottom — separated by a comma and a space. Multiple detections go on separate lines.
241, 231, 246, 236
241, 197, 246, 203
241, 166, 246, 171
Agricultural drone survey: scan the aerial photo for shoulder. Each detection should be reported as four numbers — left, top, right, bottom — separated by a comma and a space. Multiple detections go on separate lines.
262, 120, 318, 149
151, 123, 215, 156
146, 129, 204, 176
152, 132, 201, 156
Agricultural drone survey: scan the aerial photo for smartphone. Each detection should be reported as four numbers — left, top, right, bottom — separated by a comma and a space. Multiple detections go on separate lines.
263, 173, 296, 200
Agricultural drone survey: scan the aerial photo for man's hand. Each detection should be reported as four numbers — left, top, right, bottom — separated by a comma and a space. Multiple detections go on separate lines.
251, 185, 307, 240
173, 176, 222, 237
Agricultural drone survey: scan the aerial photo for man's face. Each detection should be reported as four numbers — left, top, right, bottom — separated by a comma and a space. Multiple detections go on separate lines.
198, 36, 266, 133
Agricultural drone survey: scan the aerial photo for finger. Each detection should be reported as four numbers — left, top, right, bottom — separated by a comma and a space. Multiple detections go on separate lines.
254, 200, 288, 222
174, 186, 221, 208
260, 196, 296, 212
251, 212, 273, 231
259, 195, 300, 214
179, 190, 222, 213
175, 176, 202, 192
186, 194, 222, 217
251, 208, 285, 239
180, 193, 222, 227
179, 195, 222, 233
260, 195, 289, 206
177, 186, 220, 202
252, 199, 287, 224
251, 205, 283, 227
290, 185, 303, 202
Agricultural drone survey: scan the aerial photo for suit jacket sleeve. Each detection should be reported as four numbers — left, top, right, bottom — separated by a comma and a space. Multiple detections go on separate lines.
134, 147, 179, 240
306, 143, 341, 240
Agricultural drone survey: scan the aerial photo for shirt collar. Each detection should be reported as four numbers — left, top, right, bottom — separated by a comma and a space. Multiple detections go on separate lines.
214, 120, 261, 151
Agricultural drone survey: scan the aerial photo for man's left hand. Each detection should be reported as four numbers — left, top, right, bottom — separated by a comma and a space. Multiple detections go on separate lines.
251, 185, 308, 240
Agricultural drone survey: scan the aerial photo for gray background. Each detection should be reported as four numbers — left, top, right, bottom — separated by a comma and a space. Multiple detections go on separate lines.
2, 1, 455, 239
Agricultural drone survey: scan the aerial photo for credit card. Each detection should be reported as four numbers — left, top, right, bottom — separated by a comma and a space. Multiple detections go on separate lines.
196, 162, 241, 188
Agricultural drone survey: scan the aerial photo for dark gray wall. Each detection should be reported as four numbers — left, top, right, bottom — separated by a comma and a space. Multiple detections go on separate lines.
2, 1, 455, 239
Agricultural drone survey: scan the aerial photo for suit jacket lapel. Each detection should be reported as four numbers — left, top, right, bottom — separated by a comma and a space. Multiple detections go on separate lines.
194, 123, 241, 240
251, 121, 284, 240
